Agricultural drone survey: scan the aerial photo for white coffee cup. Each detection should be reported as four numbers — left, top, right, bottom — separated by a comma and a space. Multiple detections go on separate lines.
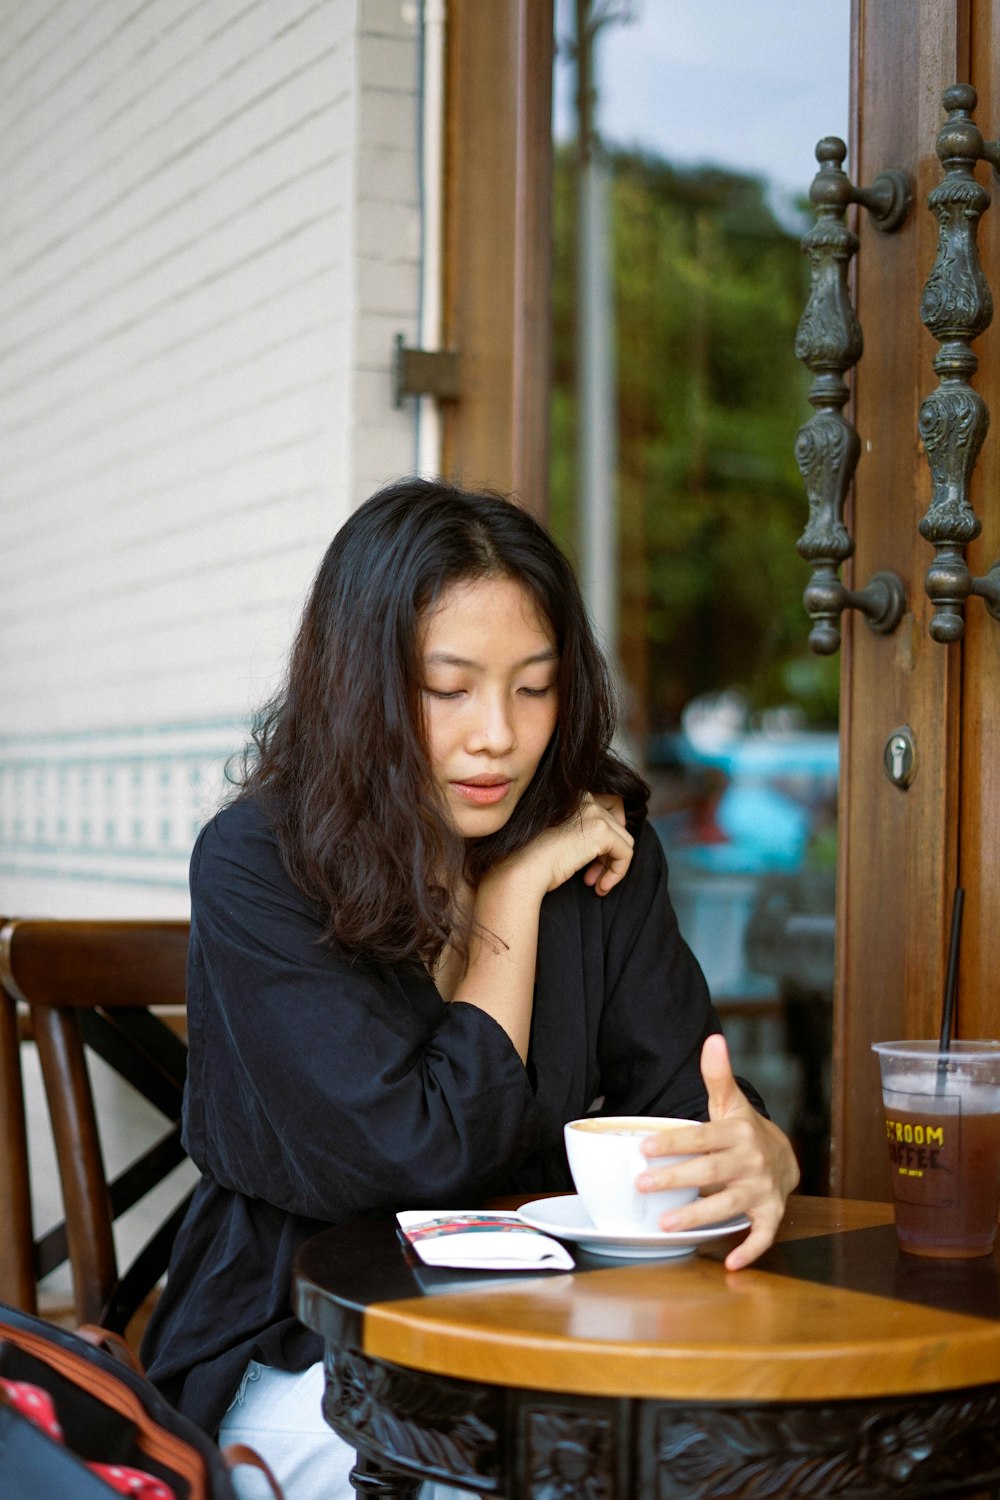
564, 1115, 699, 1233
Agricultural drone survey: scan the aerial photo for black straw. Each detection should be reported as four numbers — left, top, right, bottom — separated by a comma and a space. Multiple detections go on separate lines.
938, 886, 965, 1055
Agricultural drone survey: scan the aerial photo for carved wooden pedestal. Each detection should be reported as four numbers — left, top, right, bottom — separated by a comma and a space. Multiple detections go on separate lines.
322, 1345, 1000, 1499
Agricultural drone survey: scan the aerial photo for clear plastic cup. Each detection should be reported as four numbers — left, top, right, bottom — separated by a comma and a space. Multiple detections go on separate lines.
873, 1040, 1000, 1258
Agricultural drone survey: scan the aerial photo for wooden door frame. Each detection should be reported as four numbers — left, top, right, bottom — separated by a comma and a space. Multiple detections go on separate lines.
440, 3, 998, 1205
441, 0, 554, 515
833, 0, 969, 1197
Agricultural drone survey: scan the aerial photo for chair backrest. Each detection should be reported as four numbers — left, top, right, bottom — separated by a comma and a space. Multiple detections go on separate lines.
0, 920, 191, 1335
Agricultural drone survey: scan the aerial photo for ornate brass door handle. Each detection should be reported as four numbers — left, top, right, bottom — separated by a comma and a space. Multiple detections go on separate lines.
795, 138, 910, 655
919, 84, 1000, 643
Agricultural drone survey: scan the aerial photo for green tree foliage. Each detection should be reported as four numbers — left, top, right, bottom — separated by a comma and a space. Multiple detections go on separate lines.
551, 146, 840, 733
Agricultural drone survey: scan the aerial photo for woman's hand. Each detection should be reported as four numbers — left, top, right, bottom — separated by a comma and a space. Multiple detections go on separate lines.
455, 795, 633, 1060
506, 792, 635, 898
581, 794, 629, 892
636, 1034, 800, 1270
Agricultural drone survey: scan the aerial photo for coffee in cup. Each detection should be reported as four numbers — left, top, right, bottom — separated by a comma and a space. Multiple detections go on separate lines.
564, 1115, 699, 1234
873, 1040, 1000, 1258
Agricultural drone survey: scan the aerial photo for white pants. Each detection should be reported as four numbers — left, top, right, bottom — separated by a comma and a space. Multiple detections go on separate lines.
218, 1359, 475, 1500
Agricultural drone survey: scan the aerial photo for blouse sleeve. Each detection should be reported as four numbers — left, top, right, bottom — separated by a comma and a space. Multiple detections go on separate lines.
594, 822, 766, 1120
182, 804, 539, 1222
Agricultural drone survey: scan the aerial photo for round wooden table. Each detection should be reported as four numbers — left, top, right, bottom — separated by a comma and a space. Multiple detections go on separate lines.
294, 1196, 1000, 1497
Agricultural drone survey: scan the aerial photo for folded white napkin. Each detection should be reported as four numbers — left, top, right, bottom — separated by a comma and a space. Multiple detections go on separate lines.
396, 1210, 574, 1271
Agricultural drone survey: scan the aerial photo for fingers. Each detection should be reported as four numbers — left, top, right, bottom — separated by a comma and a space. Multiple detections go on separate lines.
700, 1033, 743, 1119
581, 795, 630, 892
637, 1118, 753, 1197
659, 1193, 783, 1269
658, 1194, 750, 1244
503, 794, 635, 900
640, 1114, 794, 1205
571, 795, 634, 896
592, 793, 627, 827
591, 847, 632, 895
725, 1212, 783, 1271
635, 1103, 800, 1270
638, 1117, 721, 1162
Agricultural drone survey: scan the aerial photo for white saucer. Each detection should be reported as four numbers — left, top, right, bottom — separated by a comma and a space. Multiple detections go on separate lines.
517, 1195, 751, 1260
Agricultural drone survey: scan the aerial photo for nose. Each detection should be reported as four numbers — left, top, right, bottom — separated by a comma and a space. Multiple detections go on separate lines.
466, 691, 516, 755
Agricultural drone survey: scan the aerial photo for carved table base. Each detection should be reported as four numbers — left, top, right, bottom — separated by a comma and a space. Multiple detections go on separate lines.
321, 1346, 1000, 1499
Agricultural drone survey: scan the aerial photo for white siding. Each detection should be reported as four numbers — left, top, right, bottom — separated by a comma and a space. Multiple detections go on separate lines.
0, 0, 422, 914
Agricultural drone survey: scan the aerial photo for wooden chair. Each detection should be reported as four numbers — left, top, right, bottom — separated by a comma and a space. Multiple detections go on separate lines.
0, 920, 192, 1336
0, 915, 32, 1313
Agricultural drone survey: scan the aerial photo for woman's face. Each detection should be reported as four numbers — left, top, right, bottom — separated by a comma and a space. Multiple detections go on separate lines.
419, 574, 559, 837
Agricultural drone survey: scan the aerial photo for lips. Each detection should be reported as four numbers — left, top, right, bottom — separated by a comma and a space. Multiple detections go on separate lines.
450, 778, 513, 806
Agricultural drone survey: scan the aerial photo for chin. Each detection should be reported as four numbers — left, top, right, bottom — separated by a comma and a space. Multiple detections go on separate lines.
453, 809, 512, 839
449, 800, 517, 839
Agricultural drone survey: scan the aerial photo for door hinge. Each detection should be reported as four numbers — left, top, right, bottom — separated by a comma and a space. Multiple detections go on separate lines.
392, 335, 461, 408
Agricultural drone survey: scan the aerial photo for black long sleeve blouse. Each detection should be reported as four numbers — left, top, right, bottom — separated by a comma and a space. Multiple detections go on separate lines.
142, 796, 746, 1437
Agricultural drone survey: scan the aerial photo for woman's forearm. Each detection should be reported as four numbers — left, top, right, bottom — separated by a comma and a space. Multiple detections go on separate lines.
453, 799, 634, 1062
451, 862, 545, 1063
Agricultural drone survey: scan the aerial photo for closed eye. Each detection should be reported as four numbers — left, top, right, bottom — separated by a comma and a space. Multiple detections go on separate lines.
519, 684, 555, 697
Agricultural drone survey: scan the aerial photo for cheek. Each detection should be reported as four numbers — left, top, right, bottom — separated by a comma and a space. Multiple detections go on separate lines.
421, 704, 450, 771
528, 703, 559, 761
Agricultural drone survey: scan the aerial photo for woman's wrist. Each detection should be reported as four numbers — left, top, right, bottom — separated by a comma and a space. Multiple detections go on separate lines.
477, 844, 551, 907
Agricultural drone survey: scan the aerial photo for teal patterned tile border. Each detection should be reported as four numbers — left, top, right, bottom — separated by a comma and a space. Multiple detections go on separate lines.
0, 719, 249, 891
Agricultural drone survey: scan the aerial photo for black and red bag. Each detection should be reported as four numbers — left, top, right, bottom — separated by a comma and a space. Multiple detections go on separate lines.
0, 1303, 281, 1499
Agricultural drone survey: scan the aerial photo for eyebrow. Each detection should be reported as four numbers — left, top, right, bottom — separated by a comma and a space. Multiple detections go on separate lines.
423, 648, 559, 669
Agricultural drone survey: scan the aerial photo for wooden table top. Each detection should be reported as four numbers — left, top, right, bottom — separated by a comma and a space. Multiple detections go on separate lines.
295, 1194, 1000, 1404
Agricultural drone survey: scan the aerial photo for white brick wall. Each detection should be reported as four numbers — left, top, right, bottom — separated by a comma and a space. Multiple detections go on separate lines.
0, 0, 422, 914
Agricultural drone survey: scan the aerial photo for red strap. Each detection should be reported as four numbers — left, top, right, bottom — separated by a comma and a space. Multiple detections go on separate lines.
88, 1461, 176, 1499
0, 1376, 63, 1441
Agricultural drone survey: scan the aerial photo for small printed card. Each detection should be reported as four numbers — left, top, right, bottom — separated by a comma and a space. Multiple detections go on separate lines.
396, 1210, 574, 1271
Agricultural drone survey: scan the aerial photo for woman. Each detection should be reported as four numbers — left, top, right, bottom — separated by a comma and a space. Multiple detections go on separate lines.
142, 478, 797, 1497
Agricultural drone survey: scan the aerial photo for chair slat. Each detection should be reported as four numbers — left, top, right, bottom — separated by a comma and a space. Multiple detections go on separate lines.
34, 1221, 70, 1284
107, 1126, 187, 1221
80, 1010, 186, 1121
101, 1189, 196, 1335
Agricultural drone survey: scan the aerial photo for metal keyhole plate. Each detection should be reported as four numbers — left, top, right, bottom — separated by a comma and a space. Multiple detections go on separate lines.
883, 725, 916, 788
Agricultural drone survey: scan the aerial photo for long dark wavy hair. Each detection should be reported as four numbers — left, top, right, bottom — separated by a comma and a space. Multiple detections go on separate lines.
236, 477, 648, 963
